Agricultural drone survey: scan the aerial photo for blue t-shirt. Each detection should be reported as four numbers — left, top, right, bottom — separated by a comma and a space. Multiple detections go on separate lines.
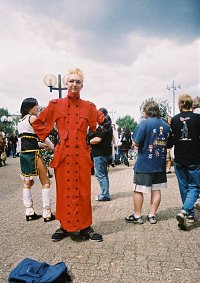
132, 117, 170, 173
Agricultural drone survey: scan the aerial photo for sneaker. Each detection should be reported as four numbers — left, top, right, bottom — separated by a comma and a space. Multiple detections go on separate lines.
95, 196, 111, 201
70, 227, 103, 242
176, 212, 187, 231
187, 215, 195, 224
51, 228, 70, 242
125, 214, 143, 224
147, 215, 157, 224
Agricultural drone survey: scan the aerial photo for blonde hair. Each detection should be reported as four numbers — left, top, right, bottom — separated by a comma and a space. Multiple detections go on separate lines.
178, 94, 193, 111
67, 68, 84, 82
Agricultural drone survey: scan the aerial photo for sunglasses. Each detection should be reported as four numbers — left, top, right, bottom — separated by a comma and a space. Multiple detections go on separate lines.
68, 79, 82, 84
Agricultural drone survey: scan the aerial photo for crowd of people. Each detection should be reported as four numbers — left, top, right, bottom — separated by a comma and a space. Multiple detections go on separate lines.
2, 68, 200, 241
0, 131, 19, 167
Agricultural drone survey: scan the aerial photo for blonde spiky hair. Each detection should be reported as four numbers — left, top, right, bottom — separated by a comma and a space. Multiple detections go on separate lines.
67, 68, 84, 82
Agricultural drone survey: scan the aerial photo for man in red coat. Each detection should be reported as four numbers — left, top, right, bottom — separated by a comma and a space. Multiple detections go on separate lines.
32, 68, 104, 242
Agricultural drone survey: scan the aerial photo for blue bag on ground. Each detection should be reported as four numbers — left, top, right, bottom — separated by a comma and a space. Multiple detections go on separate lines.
8, 257, 70, 283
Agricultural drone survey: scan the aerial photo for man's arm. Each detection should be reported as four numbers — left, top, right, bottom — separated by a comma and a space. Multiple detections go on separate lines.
90, 137, 102, 144
132, 141, 139, 147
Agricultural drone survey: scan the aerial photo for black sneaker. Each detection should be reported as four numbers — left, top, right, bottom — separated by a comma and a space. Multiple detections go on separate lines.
125, 214, 143, 224
95, 196, 111, 201
51, 228, 70, 242
70, 227, 103, 242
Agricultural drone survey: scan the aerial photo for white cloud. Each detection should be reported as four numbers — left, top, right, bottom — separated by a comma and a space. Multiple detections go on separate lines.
0, 1, 199, 124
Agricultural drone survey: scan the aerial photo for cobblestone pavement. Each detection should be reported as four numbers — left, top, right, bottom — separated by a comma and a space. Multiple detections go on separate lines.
0, 157, 200, 283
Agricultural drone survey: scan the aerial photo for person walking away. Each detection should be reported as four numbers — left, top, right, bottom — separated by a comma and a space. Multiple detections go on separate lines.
166, 116, 174, 174
18, 98, 55, 222
125, 101, 170, 225
111, 124, 118, 166
120, 127, 132, 166
32, 68, 105, 242
0, 133, 6, 166
8, 132, 18, 158
169, 94, 200, 230
89, 108, 113, 201
192, 96, 200, 210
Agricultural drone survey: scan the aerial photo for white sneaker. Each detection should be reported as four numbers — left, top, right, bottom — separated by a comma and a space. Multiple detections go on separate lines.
176, 212, 187, 231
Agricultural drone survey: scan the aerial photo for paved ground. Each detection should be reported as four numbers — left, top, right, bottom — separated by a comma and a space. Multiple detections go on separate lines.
0, 157, 200, 283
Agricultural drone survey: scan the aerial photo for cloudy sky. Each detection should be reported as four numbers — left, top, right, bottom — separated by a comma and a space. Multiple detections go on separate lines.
0, 0, 199, 121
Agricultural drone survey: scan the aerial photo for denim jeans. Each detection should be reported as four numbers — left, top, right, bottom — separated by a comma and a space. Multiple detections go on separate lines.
174, 163, 200, 216
93, 155, 112, 199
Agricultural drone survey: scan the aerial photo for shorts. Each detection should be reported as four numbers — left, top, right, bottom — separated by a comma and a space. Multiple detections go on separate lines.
133, 172, 167, 193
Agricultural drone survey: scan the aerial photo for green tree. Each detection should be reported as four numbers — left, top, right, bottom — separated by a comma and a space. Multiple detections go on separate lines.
140, 97, 171, 121
0, 108, 15, 134
116, 115, 137, 132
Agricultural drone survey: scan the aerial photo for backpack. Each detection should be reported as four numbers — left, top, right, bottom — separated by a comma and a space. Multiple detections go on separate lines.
8, 258, 71, 283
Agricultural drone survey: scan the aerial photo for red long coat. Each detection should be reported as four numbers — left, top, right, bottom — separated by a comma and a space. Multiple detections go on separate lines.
32, 92, 104, 232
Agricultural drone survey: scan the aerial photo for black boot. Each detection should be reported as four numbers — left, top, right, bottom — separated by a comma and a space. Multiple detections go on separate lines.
44, 213, 56, 222
26, 213, 42, 221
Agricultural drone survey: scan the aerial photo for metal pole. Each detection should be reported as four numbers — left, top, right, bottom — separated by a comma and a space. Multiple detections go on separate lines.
58, 74, 62, 99
172, 80, 175, 116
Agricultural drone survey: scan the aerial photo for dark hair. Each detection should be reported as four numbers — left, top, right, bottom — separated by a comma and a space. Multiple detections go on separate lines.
20, 98, 38, 117
122, 127, 131, 138
99, 107, 108, 116
143, 101, 160, 118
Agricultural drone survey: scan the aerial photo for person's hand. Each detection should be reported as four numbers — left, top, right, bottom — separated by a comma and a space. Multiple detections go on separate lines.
39, 142, 47, 149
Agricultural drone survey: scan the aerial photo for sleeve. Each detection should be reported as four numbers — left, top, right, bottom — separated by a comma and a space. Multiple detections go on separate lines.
44, 137, 54, 150
88, 102, 105, 131
167, 127, 174, 149
132, 122, 145, 145
32, 100, 57, 141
